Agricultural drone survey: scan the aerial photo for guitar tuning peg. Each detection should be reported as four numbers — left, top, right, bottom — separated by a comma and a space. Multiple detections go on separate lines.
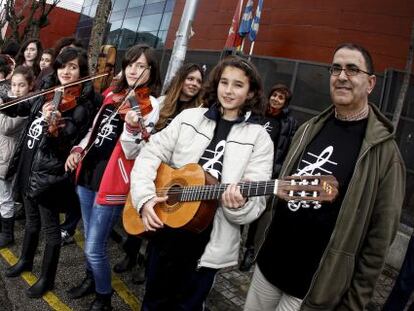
300, 190, 307, 197
301, 200, 310, 208
312, 201, 322, 209
312, 191, 318, 198
301, 179, 309, 186
311, 179, 319, 185
288, 200, 301, 212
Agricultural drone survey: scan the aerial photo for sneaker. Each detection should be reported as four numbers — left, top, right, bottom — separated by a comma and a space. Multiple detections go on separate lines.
61, 230, 74, 246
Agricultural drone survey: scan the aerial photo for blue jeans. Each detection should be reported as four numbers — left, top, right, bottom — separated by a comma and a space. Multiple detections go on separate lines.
76, 185, 122, 295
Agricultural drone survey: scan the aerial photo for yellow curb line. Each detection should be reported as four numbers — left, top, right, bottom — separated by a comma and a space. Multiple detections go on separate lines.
73, 230, 141, 310
0, 248, 72, 311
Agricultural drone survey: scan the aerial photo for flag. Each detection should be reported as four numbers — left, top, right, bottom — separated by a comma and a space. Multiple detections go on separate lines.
238, 0, 254, 37
224, 0, 244, 48
248, 0, 263, 42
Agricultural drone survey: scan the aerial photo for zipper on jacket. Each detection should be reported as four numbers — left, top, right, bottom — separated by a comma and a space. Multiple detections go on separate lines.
301, 144, 372, 308
255, 123, 311, 260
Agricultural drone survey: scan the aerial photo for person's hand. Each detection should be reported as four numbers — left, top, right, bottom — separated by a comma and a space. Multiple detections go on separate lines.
125, 110, 140, 127
221, 184, 246, 209
141, 196, 168, 231
65, 152, 81, 172
42, 102, 61, 122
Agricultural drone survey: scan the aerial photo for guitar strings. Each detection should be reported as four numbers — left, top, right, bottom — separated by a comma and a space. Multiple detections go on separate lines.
152, 180, 332, 196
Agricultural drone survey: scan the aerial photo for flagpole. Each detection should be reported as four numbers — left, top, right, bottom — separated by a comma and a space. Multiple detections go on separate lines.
162, 0, 200, 94
248, 41, 255, 61
240, 37, 246, 52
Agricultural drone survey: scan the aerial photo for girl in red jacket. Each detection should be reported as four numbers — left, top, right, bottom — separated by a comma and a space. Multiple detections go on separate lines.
64, 44, 161, 310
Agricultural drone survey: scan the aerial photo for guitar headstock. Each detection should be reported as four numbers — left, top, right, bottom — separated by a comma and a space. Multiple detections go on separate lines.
276, 175, 339, 204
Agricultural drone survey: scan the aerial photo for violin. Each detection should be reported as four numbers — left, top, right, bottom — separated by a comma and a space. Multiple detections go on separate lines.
46, 85, 82, 137
112, 87, 153, 117
0, 72, 109, 112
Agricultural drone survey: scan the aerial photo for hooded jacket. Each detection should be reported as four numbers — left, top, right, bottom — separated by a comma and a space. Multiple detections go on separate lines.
254, 103, 405, 310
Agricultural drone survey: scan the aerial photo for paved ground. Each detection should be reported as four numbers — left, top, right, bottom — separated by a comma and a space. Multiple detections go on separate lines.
0, 218, 409, 311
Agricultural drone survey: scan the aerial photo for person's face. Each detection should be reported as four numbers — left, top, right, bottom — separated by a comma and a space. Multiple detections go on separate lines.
217, 66, 252, 120
39, 53, 53, 70
24, 42, 38, 63
125, 54, 150, 88
57, 58, 80, 85
180, 70, 202, 101
11, 73, 31, 97
330, 48, 376, 113
269, 91, 286, 110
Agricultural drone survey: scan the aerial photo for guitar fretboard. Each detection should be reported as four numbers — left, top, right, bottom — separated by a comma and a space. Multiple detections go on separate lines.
179, 181, 277, 202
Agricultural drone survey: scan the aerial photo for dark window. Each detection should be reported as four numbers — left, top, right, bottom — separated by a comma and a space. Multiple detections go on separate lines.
165, 0, 175, 12
125, 6, 143, 19
142, 2, 164, 15
109, 9, 126, 21
159, 12, 172, 30
138, 14, 162, 32
113, 0, 128, 11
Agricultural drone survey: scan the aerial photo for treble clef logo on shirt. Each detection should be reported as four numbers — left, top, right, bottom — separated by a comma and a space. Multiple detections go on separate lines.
288, 146, 337, 212
296, 146, 335, 176
27, 116, 45, 149
201, 140, 226, 179
94, 109, 118, 147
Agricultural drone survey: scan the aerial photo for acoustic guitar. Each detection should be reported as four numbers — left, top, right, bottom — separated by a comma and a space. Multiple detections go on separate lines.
122, 163, 339, 236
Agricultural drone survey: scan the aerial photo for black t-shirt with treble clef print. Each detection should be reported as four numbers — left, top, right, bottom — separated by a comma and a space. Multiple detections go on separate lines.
78, 104, 123, 191
258, 115, 367, 299
198, 117, 236, 182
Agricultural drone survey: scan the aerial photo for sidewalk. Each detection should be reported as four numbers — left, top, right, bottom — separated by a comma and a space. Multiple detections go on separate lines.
0, 219, 407, 310
207, 256, 402, 311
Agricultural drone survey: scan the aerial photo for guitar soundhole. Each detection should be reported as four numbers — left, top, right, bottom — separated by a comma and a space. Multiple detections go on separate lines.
166, 184, 181, 206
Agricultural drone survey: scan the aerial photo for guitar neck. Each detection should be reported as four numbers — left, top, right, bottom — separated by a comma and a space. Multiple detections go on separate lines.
179, 180, 278, 202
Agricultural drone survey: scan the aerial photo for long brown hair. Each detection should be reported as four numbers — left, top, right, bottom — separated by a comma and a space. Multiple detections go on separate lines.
156, 63, 204, 130
16, 39, 43, 77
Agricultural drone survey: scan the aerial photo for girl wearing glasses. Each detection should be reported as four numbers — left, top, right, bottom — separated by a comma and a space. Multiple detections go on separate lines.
64, 44, 161, 310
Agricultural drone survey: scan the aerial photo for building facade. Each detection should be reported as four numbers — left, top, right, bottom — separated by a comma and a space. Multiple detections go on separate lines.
76, 0, 175, 51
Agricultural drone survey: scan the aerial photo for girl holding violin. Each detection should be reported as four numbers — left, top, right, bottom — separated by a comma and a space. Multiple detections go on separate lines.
113, 63, 205, 278
2, 47, 97, 299
0, 66, 34, 248
64, 44, 161, 310
15, 39, 42, 77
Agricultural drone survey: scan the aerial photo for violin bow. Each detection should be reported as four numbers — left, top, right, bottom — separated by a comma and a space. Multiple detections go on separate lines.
0, 72, 109, 111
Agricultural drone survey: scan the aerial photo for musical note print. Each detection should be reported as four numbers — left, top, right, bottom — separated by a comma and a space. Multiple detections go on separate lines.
27, 115, 45, 149
95, 108, 119, 147
263, 121, 272, 133
288, 146, 337, 212
200, 140, 226, 179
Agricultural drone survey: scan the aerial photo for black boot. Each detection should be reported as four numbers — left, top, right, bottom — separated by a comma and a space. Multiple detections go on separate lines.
67, 270, 95, 299
0, 217, 14, 247
113, 254, 137, 273
26, 243, 60, 298
88, 292, 113, 311
5, 230, 39, 277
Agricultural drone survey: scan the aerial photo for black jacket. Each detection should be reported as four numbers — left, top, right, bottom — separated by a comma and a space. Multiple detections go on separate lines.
5, 76, 99, 198
261, 107, 297, 178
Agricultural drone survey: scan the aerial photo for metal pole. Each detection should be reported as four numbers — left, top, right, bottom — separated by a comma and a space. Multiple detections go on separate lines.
161, 0, 200, 94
